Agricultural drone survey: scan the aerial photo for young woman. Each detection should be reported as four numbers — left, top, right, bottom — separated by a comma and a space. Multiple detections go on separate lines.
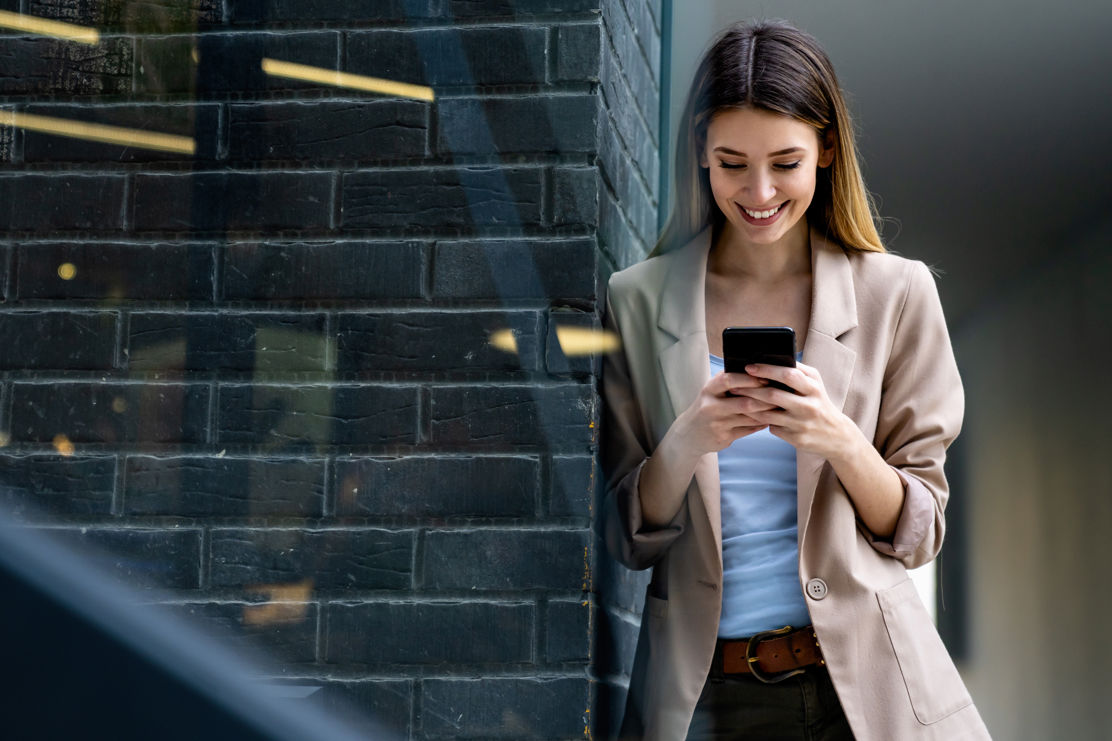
600, 20, 991, 740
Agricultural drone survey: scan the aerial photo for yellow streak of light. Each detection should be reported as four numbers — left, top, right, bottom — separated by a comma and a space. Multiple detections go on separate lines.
0, 110, 196, 155
260, 58, 435, 102
52, 434, 74, 457
244, 579, 313, 626
0, 10, 100, 45
57, 262, 77, 280
488, 328, 518, 355
555, 326, 621, 356
0, 432, 9, 448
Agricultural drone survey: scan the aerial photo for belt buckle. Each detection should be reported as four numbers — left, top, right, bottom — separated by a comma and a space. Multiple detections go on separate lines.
745, 625, 806, 684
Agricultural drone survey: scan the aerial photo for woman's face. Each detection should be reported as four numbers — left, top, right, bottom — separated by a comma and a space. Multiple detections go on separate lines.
700, 107, 834, 249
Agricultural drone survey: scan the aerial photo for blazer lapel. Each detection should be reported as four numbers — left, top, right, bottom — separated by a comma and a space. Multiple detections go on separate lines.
798, 229, 858, 540
657, 229, 722, 563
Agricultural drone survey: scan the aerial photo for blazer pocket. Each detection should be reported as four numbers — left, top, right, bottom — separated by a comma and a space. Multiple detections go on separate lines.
645, 595, 668, 620
877, 578, 973, 725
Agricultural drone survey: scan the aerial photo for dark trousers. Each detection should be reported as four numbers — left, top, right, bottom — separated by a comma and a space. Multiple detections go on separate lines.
686, 663, 855, 741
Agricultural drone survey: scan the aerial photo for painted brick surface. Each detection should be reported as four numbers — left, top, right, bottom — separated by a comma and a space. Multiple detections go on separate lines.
0, 1, 660, 737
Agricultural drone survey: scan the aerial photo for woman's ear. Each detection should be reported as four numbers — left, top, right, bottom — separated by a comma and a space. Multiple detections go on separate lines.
818, 129, 836, 168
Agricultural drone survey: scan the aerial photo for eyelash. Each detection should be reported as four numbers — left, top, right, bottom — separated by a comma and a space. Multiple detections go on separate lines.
718, 162, 801, 171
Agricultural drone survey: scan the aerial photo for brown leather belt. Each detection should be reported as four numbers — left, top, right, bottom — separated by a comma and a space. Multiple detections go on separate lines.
717, 625, 824, 683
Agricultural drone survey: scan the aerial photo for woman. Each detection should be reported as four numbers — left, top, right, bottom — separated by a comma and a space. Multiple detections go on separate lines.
600, 20, 991, 740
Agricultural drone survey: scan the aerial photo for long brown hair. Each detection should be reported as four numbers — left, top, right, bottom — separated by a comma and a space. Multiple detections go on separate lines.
653, 20, 884, 256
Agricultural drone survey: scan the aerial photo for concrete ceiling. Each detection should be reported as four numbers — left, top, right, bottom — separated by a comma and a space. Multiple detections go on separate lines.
668, 1, 1112, 327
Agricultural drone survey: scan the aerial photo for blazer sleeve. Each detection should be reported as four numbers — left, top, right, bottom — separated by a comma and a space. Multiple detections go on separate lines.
599, 290, 686, 571
864, 260, 965, 569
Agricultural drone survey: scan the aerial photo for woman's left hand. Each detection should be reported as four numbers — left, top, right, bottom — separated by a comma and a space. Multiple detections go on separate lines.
735, 361, 856, 464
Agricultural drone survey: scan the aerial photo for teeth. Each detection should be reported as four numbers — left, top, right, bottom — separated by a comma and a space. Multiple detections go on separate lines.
743, 204, 782, 219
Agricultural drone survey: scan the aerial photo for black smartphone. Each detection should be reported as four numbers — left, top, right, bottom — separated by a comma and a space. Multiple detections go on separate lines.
722, 326, 796, 392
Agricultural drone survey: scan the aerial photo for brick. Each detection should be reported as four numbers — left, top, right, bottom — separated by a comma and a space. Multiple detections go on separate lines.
546, 309, 603, 376
599, 184, 648, 270
216, 384, 418, 446
621, 0, 661, 80
9, 382, 210, 444
547, 599, 592, 663
132, 172, 333, 233
324, 601, 533, 665
128, 312, 327, 372
604, 0, 659, 139
334, 310, 541, 373
428, 384, 596, 448
27, 0, 223, 32
15, 242, 215, 301
227, 0, 599, 23
0, 454, 115, 518
124, 455, 326, 517
0, 311, 118, 370
210, 528, 413, 591
600, 43, 658, 191
551, 165, 600, 226
0, 175, 126, 232
420, 677, 590, 738
555, 22, 602, 83
22, 104, 220, 162
422, 529, 590, 590
42, 527, 203, 589
226, 101, 428, 163
346, 27, 547, 88
340, 167, 542, 232
436, 96, 597, 155
0, 36, 133, 96
549, 454, 595, 518
222, 241, 426, 301
333, 456, 537, 518
0, 121, 13, 164
317, 681, 412, 738
431, 238, 597, 300
165, 602, 319, 664
137, 32, 339, 96
227, 0, 413, 24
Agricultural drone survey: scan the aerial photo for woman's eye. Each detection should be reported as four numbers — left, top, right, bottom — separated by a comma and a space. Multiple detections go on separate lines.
718, 162, 745, 170
774, 162, 802, 170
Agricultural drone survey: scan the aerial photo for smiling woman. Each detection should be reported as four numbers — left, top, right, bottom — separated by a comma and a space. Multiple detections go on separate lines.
600, 19, 991, 740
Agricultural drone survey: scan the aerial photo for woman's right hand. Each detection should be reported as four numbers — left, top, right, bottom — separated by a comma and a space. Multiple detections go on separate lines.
637, 371, 776, 528
670, 371, 776, 458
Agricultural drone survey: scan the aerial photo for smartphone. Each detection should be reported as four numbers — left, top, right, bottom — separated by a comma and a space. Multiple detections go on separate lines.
722, 326, 796, 392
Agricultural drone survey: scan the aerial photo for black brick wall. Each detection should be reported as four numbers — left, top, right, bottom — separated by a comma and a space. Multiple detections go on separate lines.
0, 0, 661, 737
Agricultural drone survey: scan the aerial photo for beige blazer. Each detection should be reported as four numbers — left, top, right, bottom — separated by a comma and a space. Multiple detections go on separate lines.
601, 228, 990, 740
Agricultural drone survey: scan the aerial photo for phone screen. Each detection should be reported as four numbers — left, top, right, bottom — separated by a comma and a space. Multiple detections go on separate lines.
722, 326, 796, 391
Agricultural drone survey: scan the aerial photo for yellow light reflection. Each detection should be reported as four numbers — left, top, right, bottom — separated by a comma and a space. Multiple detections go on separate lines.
244, 579, 313, 626
52, 434, 74, 457
0, 10, 100, 45
555, 326, 621, 356
260, 58, 435, 102
111, 397, 127, 414
57, 262, 77, 280
488, 328, 519, 355
0, 432, 10, 448
0, 110, 196, 155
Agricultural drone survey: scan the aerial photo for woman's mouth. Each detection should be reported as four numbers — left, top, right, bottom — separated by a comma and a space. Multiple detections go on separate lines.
737, 201, 787, 225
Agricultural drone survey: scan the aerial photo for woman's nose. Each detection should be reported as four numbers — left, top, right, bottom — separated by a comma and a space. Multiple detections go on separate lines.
745, 171, 776, 204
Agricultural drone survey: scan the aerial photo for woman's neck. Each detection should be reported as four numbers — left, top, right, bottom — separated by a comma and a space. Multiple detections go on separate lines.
708, 218, 812, 282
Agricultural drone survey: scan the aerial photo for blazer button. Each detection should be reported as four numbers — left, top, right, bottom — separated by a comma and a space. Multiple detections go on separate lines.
806, 578, 828, 600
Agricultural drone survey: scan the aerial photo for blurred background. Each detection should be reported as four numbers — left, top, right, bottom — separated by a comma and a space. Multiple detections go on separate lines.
0, 1, 1109, 739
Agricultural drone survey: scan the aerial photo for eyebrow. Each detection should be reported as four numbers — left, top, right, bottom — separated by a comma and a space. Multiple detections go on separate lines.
712, 146, 805, 157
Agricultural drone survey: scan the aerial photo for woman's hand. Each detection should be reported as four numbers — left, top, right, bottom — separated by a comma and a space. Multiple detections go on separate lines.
637, 370, 776, 528
738, 361, 905, 537
734, 362, 857, 462
670, 370, 776, 458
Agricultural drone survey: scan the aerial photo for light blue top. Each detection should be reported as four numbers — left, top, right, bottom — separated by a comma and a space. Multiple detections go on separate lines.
710, 352, 811, 638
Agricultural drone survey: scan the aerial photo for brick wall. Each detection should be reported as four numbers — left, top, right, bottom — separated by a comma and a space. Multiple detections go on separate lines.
0, 0, 661, 738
